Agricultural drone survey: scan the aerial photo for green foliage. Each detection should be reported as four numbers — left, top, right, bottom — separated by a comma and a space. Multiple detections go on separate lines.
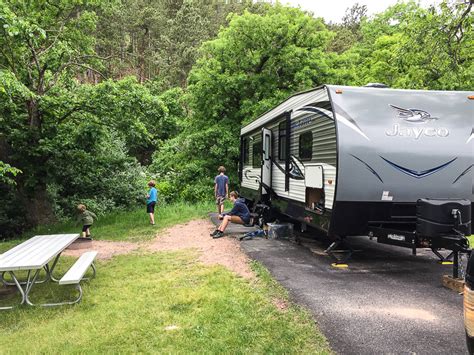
188, 5, 332, 125
329, 1, 474, 89
95, 0, 260, 87
328, 3, 368, 53
1, 0, 472, 237
152, 5, 333, 197
0, 161, 21, 184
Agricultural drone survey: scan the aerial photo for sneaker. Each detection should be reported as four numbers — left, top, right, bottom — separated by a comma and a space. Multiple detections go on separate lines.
210, 229, 219, 237
213, 231, 224, 239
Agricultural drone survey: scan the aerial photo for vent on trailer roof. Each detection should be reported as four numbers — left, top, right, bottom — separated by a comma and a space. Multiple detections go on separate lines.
364, 83, 389, 88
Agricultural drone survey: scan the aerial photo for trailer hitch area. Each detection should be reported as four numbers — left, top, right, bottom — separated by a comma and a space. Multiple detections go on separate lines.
430, 235, 471, 279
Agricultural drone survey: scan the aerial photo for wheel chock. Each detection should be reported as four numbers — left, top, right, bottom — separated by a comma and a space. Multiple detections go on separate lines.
331, 263, 348, 268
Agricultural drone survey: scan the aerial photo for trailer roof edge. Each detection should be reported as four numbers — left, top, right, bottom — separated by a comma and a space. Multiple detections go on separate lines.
240, 85, 474, 136
240, 85, 327, 135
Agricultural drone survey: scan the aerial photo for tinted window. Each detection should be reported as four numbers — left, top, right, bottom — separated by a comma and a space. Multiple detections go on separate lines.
278, 121, 287, 161
252, 141, 262, 168
299, 131, 312, 160
243, 138, 249, 165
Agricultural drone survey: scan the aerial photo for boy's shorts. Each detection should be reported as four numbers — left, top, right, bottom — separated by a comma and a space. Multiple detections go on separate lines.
216, 196, 226, 206
147, 202, 156, 213
82, 224, 92, 232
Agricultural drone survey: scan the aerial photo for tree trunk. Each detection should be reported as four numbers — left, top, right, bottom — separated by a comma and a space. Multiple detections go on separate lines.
19, 184, 56, 227
27, 98, 42, 129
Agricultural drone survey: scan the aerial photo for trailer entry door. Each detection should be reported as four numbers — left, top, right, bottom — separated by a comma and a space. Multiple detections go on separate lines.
261, 128, 272, 196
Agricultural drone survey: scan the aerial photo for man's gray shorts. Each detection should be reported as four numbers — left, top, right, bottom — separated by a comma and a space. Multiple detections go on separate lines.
216, 196, 226, 206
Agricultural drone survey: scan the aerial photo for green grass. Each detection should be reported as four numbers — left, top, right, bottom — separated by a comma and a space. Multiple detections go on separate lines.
7, 201, 216, 244
0, 203, 331, 353
0, 251, 331, 353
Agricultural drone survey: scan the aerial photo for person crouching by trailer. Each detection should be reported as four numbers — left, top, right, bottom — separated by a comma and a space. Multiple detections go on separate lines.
214, 166, 229, 214
211, 191, 250, 239
146, 180, 158, 225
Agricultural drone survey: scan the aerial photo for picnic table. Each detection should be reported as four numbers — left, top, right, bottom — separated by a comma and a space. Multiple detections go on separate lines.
0, 234, 96, 309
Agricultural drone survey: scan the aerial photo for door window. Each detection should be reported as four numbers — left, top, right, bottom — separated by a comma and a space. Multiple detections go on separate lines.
264, 134, 270, 160
278, 121, 287, 161
299, 131, 313, 160
243, 138, 250, 165
252, 141, 262, 168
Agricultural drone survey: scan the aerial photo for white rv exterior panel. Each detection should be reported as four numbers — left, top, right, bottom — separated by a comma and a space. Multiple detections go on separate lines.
241, 166, 260, 191
305, 166, 323, 188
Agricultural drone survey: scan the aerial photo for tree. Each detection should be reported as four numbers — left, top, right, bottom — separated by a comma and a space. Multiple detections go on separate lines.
0, 161, 20, 184
94, 0, 258, 87
152, 5, 333, 195
328, 3, 368, 53
0, 0, 105, 224
329, 1, 473, 89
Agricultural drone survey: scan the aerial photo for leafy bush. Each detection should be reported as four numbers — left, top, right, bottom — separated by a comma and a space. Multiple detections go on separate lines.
180, 179, 214, 203
44, 124, 147, 220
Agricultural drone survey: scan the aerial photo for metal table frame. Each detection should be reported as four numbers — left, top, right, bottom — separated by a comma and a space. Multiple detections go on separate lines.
0, 234, 80, 309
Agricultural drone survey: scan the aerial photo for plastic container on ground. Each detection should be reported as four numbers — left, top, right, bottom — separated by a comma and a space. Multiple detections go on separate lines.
267, 223, 294, 240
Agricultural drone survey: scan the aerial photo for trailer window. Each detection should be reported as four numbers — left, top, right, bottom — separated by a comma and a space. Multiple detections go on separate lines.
278, 121, 287, 161
252, 141, 262, 168
299, 131, 313, 160
243, 138, 250, 165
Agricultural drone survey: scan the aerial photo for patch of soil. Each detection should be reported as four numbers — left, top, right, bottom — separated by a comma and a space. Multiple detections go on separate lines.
64, 240, 140, 260
63, 219, 254, 279
0, 285, 17, 296
272, 298, 289, 311
147, 219, 255, 279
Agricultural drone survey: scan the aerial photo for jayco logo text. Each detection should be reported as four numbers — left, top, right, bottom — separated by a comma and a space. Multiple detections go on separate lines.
385, 124, 449, 139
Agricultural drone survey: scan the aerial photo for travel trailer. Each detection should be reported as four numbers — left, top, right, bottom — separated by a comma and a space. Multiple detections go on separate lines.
239, 85, 473, 261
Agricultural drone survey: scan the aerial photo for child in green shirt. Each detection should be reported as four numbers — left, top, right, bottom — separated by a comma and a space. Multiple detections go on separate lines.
76, 204, 97, 239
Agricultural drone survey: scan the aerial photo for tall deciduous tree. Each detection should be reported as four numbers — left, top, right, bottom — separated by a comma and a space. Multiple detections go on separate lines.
0, 0, 103, 224
329, 1, 473, 89
153, 5, 333, 192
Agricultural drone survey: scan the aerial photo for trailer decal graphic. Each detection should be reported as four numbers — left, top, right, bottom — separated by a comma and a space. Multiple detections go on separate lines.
350, 154, 384, 183
332, 103, 370, 141
296, 106, 333, 120
380, 157, 457, 179
270, 156, 305, 180
467, 128, 473, 143
244, 169, 260, 181
291, 116, 314, 130
389, 104, 438, 123
452, 164, 473, 184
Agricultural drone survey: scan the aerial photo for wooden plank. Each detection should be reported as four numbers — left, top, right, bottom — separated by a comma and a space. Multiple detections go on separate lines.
442, 275, 465, 293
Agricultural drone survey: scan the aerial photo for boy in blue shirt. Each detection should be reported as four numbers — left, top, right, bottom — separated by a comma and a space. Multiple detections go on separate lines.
146, 180, 158, 225
214, 166, 229, 214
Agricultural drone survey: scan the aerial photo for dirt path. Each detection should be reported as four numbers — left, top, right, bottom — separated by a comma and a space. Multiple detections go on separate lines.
64, 240, 140, 260
147, 219, 254, 278
64, 219, 254, 279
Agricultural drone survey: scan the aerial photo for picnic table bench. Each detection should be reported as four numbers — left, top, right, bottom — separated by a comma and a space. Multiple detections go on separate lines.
0, 234, 97, 309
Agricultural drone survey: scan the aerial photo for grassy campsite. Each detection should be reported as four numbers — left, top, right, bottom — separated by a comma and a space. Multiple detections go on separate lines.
0, 0, 472, 353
